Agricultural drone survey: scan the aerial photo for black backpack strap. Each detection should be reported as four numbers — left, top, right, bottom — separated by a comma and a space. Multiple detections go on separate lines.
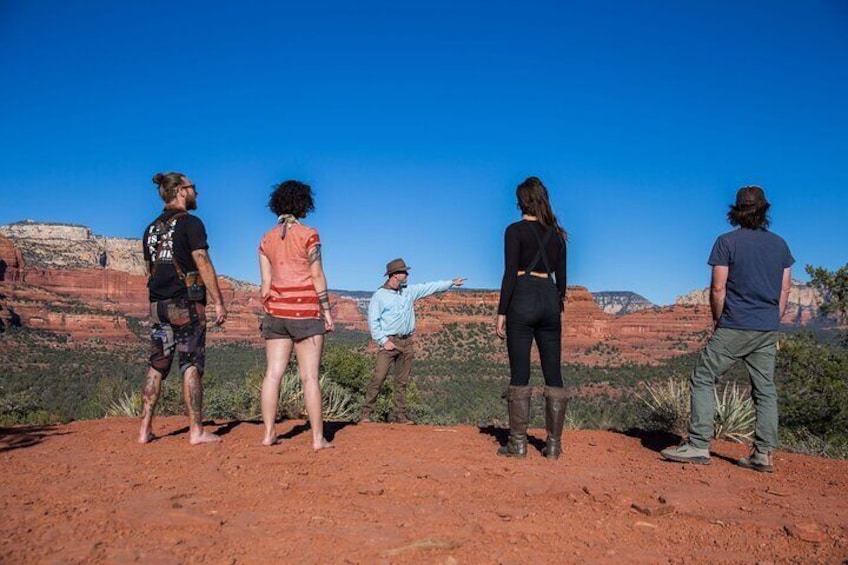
526, 225, 554, 278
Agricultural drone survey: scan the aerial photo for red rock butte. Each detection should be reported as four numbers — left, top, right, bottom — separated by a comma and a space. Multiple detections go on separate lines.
0, 222, 823, 364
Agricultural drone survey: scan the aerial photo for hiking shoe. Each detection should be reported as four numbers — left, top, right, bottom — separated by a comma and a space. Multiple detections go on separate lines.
661, 442, 711, 465
737, 449, 774, 473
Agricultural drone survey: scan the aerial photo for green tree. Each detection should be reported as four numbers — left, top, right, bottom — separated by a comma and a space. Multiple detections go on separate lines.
806, 263, 848, 325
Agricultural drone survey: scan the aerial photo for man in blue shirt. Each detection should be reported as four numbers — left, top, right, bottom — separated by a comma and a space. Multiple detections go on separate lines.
360, 258, 465, 424
662, 186, 794, 472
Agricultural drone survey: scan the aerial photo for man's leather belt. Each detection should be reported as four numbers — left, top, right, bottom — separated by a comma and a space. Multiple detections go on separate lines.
391, 333, 413, 339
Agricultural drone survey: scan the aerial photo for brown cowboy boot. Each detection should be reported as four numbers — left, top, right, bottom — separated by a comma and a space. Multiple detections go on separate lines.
497, 385, 532, 458
542, 386, 568, 460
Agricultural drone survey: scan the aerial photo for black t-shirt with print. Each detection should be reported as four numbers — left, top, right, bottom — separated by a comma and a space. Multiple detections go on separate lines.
142, 210, 209, 302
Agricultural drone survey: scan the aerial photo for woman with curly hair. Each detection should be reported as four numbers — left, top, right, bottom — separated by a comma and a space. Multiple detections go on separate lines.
258, 180, 334, 450
496, 176, 568, 459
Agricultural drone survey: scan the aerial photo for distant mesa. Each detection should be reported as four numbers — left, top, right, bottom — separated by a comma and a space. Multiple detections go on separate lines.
591, 291, 654, 316
0, 220, 146, 275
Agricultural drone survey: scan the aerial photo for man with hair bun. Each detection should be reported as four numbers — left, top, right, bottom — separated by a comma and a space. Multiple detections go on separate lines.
138, 171, 227, 445
661, 185, 794, 472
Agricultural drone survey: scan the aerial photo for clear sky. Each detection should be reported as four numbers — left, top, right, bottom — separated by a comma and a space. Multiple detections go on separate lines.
1, 1, 846, 305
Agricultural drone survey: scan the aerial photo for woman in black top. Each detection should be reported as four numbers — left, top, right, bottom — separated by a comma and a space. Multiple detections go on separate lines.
495, 176, 568, 459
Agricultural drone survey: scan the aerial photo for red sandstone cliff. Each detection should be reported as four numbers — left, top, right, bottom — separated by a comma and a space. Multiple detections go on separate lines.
409, 287, 714, 365
0, 222, 822, 364
0, 234, 25, 283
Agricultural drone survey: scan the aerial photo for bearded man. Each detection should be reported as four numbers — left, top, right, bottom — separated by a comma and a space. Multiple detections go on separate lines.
138, 171, 227, 445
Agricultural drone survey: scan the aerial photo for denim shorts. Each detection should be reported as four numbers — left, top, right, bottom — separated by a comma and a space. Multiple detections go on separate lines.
260, 313, 325, 341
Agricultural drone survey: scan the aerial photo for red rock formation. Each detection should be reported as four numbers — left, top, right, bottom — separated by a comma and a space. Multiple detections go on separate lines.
0, 260, 369, 344
0, 219, 821, 363
0, 235, 25, 282
330, 296, 368, 331
23, 268, 150, 317
410, 287, 714, 366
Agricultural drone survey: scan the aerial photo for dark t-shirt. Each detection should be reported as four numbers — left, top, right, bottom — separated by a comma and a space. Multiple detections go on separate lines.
708, 228, 794, 331
498, 220, 567, 315
143, 210, 209, 302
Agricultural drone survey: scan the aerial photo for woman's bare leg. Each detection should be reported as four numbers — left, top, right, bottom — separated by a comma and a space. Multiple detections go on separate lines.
261, 338, 294, 446
293, 334, 333, 451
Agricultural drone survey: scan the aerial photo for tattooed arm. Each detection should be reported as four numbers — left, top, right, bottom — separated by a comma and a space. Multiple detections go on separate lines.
192, 248, 227, 325
308, 243, 334, 332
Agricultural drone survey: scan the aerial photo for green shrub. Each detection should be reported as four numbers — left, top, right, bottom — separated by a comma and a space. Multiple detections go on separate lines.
780, 427, 848, 459
777, 332, 848, 436
0, 386, 52, 426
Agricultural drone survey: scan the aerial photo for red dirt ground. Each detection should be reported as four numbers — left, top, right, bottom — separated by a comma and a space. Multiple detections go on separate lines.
1, 417, 847, 564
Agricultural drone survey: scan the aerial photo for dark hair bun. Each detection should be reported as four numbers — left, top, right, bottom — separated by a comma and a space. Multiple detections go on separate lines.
152, 173, 165, 185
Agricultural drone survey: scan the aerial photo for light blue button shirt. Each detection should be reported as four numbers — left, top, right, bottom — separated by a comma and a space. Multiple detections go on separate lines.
368, 280, 454, 346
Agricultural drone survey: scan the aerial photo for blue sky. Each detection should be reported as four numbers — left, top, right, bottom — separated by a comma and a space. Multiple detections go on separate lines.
1, 1, 846, 305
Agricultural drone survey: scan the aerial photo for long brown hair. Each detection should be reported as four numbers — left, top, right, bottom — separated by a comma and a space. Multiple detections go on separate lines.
516, 176, 566, 238
727, 185, 770, 229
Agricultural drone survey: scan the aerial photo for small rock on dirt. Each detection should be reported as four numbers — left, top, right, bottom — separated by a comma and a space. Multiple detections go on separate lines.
784, 523, 826, 543
631, 502, 675, 517
766, 486, 792, 497
358, 486, 385, 496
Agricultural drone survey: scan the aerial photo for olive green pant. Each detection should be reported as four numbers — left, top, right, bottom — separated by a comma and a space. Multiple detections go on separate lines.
688, 328, 779, 452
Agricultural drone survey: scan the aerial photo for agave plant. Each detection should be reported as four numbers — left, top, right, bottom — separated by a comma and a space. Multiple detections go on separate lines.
105, 391, 142, 418
636, 377, 690, 436
713, 382, 755, 442
252, 371, 356, 421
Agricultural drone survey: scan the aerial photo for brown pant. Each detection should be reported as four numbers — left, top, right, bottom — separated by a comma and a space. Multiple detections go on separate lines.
361, 335, 415, 418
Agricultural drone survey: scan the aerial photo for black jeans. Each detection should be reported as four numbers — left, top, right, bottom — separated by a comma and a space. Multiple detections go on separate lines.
505, 276, 563, 387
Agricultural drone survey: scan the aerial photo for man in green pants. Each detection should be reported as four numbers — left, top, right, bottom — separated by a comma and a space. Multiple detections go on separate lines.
661, 185, 794, 472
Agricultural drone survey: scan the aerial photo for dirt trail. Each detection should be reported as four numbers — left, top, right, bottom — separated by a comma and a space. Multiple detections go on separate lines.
1, 417, 846, 564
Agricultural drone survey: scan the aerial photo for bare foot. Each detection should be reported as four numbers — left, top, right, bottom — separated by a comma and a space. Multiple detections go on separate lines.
261, 435, 280, 446
313, 438, 334, 452
189, 431, 222, 445
138, 430, 154, 444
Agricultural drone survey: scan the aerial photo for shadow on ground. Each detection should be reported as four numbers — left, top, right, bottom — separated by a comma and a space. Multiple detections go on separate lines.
280, 420, 355, 442
0, 424, 68, 452
478, 424, 547, 455
619, 428, 681, 453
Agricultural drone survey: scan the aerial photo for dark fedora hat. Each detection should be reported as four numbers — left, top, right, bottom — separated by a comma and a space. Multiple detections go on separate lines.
384, 258, 411, 276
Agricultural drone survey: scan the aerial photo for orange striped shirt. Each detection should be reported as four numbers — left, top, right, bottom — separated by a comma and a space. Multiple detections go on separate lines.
259, 223, 321, 319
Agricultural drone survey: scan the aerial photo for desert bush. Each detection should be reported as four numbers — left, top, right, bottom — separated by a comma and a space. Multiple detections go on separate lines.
321, 344, 372, 396
780, 427, 848, 460
636, 378, 755, 441
0, 386, 52, 426
205, 378, 258, 420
